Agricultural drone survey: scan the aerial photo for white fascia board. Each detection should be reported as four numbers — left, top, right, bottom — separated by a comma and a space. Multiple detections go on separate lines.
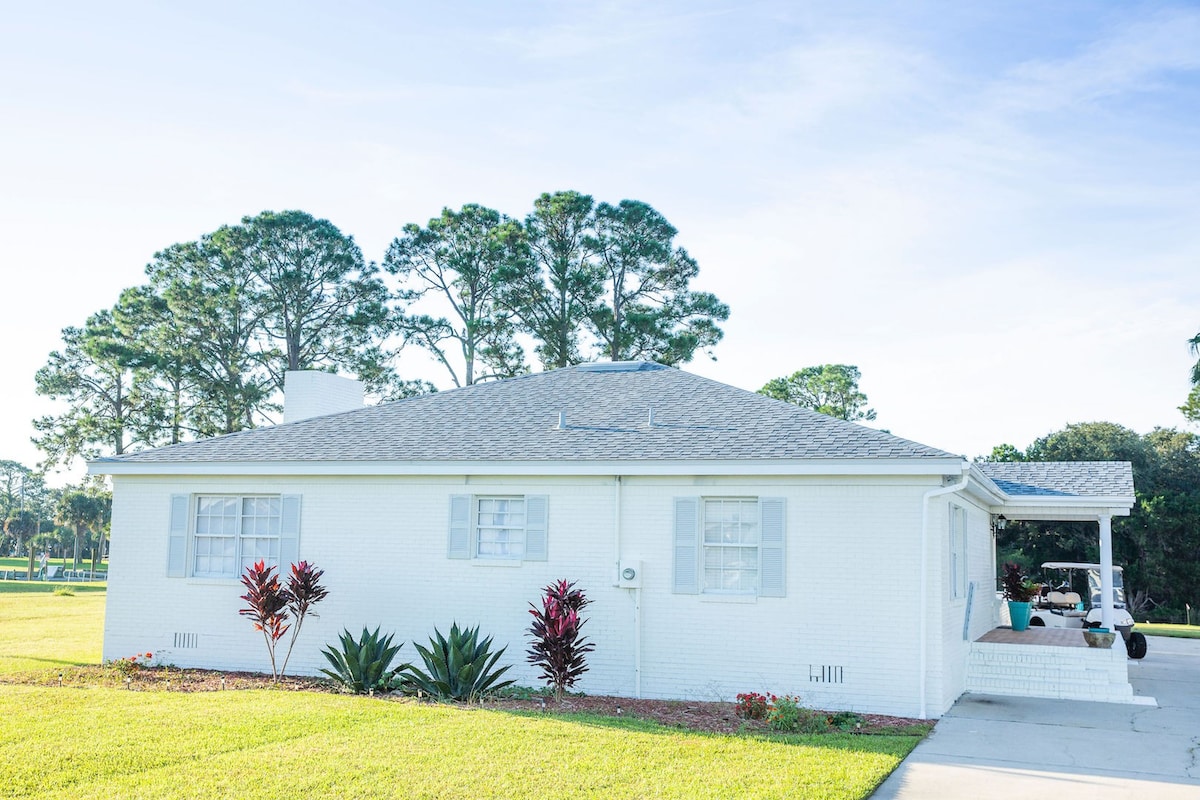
995, 499, 1134, 520
89, 456, 968, 479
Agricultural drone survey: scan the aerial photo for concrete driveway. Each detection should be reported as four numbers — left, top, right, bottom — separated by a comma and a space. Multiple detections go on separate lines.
873, 636, 1200, 799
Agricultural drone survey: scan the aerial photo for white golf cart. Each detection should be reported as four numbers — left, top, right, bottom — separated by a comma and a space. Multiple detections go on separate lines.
1028, 561, 1148, 659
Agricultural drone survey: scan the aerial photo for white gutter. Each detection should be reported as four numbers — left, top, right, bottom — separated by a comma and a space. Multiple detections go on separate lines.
919, 464, 970, 719
88, 456, 966, 478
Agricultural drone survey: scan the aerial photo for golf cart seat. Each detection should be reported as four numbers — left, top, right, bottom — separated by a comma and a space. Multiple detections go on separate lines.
1046, 591, 1082, 608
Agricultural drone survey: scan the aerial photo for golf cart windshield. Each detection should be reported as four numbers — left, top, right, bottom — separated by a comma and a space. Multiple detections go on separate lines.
1087, 568, 1125, 608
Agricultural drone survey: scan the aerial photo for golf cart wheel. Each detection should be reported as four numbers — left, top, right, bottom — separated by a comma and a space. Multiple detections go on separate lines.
1029, 616, 1045, 626
1126, 631, 1148, 660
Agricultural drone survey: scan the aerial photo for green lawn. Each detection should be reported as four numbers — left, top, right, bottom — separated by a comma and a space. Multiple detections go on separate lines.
0, 589, 105, 675
0, 688, 915, 799
0, 556, 107, 570
1139, 622, 1200, 639
0, 589, 924, 799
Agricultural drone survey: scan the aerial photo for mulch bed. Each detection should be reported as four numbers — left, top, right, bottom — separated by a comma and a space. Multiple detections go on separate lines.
4, 666, 930, 736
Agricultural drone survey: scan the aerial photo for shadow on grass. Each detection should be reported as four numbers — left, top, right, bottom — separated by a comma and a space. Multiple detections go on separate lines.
0, 656, 101, 670
490, 707, 929, 754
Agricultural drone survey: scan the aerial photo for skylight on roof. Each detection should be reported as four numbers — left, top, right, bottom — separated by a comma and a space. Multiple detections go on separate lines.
576, 361, 665, 372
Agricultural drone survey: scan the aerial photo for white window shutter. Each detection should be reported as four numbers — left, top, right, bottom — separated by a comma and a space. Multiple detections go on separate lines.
279, 495, 302, 569
524, 495, 549, 561
759, 497, 786, 597
167, 495, 189, 577
673, 497, 700, 594
448, 495, 471, 559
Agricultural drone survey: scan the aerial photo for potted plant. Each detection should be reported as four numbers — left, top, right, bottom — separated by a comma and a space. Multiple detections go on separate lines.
1001, 562, 1037, 631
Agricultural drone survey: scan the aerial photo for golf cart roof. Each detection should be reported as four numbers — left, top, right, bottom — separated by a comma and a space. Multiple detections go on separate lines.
1041, 561, 1123, 573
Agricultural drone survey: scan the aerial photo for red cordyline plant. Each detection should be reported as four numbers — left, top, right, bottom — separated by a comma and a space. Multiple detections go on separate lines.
239, 560, 328, 682
526, 579, 595, 703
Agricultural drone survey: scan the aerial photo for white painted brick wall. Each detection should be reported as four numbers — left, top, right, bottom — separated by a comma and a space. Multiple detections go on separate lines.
929, 496, 999, 712
106, 472, 962, 718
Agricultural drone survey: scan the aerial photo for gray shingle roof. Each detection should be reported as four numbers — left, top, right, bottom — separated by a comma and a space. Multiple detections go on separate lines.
976, 461, 1134, 498
97, 362, 960, 464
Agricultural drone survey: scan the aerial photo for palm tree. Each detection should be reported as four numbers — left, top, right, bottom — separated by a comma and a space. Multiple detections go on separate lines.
1190, 332, 1200, 385
55, 490, 110, 573
3, 512, 39, 578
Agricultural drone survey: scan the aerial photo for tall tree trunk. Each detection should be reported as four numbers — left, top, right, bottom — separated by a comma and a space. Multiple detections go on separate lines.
73, 525, 83, 572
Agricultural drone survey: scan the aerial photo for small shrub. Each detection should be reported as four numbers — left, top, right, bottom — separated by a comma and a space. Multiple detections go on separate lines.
526, 579, 595, 703
107, 652, 155, 677
238, 561, 290, 680
238, 559, 328, 682
829, 711, 864, 731
767, 695, 831, 734
279, 561, 329, 677
320, 627, 407, 694
494, 685, 557, 700
1001, 562, 1036, 603
735, 692, 770, 720
405, 623, 515, 702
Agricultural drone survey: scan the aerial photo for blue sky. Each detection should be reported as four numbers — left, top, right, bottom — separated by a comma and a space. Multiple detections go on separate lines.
2, 1, 1198, 482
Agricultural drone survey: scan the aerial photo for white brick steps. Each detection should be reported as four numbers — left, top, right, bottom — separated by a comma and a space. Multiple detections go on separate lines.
965, 639, 1137, 704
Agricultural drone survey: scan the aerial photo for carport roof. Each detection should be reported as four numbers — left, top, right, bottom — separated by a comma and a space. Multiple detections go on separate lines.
976, 461, 1134, 499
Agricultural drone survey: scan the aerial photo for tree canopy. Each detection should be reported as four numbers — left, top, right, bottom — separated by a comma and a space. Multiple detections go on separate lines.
385, 204, 527, 387
988, 421, 1200, 621
34, 194, 727, 469
55, 487, 111, 571
758, 364, 877, 422
33, 311, 160, 467
499, 191, 605, 370
588, 200, 728, 365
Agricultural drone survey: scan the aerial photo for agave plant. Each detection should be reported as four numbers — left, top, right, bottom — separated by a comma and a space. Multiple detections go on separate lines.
404, 623, 515, 702
319, 627, 407, 694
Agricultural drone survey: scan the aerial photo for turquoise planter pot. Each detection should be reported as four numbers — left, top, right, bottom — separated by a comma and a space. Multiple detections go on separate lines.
1008, 601, 1033, 631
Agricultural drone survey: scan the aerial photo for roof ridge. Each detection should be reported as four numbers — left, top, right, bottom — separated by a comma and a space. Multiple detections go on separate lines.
94, 364, 964, 465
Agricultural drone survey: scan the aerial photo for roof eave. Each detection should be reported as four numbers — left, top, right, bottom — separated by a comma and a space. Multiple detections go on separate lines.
89, 456, 968, 478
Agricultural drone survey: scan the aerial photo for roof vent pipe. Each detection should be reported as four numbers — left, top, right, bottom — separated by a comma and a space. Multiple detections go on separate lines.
647, 408, 655, 427
557, 411, 567, 430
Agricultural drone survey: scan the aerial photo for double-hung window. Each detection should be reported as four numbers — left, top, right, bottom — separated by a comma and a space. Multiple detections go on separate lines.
673, 496, 786, 597
702, 499, 761, 593
167, 494, 300, 579
448, 494, 548, 562
475, 497, 526, 559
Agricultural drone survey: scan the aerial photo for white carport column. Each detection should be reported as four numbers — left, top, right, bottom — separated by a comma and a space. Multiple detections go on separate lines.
1098, 512, 1114, 632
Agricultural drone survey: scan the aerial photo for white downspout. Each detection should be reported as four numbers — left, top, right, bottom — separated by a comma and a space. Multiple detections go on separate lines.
919, 464, 970, 719
614, 476, 641, 696
634, 585, 642, 697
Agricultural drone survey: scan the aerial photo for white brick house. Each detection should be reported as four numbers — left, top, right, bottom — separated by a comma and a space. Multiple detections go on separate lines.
90, 362, 1135, 718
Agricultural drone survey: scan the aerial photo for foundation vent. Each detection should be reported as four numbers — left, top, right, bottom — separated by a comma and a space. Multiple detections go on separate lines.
173, 632, 199, 649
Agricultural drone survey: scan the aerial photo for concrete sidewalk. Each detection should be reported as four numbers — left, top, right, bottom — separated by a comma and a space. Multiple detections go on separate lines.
872, 636, 1200, 799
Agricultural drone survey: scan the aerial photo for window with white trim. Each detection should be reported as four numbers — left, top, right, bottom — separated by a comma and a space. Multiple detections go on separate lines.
702, 498, 760, 593
475, 497, 526, 559
672, 496, 785, 597
949, 504, 967, 600
447, 494, 548, 562
193, 496, 281, 578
